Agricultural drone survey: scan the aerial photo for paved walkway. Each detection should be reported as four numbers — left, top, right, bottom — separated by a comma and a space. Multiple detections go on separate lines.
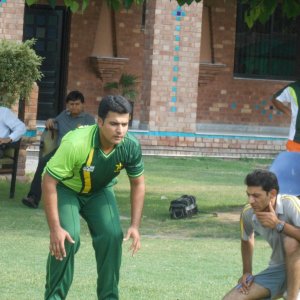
25, 149, 39, 173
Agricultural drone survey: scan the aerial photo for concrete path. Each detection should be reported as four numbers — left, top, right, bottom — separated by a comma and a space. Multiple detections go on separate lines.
25, 148, 39, 174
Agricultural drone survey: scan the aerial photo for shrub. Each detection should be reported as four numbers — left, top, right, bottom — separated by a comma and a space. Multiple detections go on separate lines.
0, 39, 43, 107
104, 73, 138, 102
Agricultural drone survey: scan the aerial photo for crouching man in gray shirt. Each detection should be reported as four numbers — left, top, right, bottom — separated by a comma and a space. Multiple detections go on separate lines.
223, 169, 300, 300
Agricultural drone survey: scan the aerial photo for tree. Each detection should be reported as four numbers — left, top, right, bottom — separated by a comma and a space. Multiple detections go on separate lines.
26, 0, 300, 27
0, 39, 43, 107
169, 0, 300, 27
241, 0, 300, 28
25, 0, 145, 12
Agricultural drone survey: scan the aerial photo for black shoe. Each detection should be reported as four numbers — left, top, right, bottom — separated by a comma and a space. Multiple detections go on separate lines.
22, 196, 38, 209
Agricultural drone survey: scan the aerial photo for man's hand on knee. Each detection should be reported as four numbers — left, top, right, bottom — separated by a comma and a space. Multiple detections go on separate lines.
49, 226, 75, 260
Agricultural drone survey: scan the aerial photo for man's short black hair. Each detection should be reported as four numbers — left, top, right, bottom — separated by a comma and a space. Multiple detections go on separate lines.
98, 95, 132, 120
66, 91, 85, 103
245, 169, 279, 193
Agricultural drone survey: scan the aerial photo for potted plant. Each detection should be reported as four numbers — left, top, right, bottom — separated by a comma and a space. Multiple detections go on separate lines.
104, 73, 139, 127
0, 39, 43, 108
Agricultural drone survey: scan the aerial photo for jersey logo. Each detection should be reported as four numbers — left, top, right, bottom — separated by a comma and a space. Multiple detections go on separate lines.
114, 162, 123, 173
83, 165, 95, 172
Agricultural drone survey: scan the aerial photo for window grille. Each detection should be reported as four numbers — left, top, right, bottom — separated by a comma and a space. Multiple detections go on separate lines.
141, 0, 147, 29
234, 1, 300, 80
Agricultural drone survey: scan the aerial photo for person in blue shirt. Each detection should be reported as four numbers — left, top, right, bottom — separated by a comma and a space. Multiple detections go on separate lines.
0, 106, 26, 143
0, 106, 26, 157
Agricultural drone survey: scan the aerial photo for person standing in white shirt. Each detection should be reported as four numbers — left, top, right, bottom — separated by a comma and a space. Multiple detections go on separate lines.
272, 81, 300, 151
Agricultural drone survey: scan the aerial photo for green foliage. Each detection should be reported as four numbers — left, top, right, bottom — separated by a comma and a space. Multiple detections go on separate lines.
25, 0, 144, 12
177, 0, 300, 26
26, 0, 300, 28
106, 0, 144, 10
282, 0, 300, 18
25, 0, 202, 12
0, 39, 43, 107
104, 73, 139, 101
242, 0, 300, 28
176, 0, 202, 5
25, 0, 89, 12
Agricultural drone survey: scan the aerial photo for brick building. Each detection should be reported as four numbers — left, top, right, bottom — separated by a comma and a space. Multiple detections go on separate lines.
1, 0, 298, 167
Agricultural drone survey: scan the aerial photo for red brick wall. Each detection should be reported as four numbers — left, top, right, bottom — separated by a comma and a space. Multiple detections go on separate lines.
139, 0, 155, 127
3, 0, 283, 160
66, 0, 288, 157
24, 83, 39, 132
113, 4, 145, 124
197, 0, 289, 127
66, 0, 289, 130
67, 0, 145, 122
138, 1, 203, 132
67, 1, 102, 117
135, 133, 285, 159
0, 0, 24, 40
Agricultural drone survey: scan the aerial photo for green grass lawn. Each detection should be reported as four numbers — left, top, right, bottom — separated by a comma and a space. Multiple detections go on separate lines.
0, 156, 278, 299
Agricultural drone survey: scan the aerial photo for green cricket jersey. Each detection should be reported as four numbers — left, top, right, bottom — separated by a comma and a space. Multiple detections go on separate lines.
45, 124, 144, 194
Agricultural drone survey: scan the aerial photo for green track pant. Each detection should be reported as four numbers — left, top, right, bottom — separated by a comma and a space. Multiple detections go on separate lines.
45, 184, 123, 300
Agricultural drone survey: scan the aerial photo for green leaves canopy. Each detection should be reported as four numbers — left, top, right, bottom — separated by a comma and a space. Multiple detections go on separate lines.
175, 0, 300, 27
25, 0, 202, 11
242, 0, 300, 28
25, 0, 300, 27
0, 39, 43, 107
25, 0, 144, 12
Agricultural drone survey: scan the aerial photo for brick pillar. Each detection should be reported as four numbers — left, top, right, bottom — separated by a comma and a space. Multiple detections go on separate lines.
24, 83, 39, 134
139, 0, 155, 129
141, 1, 203, 132
0, 0, 24, 40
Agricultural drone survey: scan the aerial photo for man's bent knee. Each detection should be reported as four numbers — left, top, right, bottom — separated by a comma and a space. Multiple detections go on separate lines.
222, 282, 270, 300
284, 236, 300, 255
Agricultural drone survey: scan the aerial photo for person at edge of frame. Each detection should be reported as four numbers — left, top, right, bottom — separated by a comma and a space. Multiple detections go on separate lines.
222, 169, 300, 300
272, 81, 300, 152
0, 105, 26, 157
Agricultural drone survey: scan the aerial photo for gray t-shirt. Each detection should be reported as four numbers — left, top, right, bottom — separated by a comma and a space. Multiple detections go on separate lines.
55, 110, 95, 145
241, 194, 300, 266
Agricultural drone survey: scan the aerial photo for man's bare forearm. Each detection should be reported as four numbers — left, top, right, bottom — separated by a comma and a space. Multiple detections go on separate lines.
241, 235, 254, 274
129, 175, 145, 228
42, 173, 60, 230
271, 98, 291, 116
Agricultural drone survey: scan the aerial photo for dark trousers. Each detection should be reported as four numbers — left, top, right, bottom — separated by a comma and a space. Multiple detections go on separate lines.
0, 141, 19, 158
27, 148, 57, 203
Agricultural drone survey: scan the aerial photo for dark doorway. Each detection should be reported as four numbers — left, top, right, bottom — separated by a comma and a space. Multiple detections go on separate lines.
23, 5, 70, 120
